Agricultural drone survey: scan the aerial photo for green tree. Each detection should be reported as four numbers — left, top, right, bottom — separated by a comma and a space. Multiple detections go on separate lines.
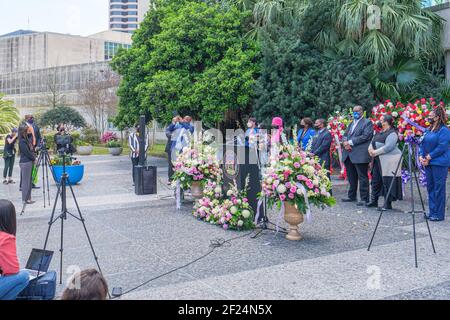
39, 106, 86, 130
0, 94, 20, 134
253, 30, 375, 128
112, 0, 260, 128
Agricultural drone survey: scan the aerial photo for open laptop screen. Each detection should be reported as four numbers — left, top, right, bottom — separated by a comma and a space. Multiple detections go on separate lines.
26, 249, 54, 272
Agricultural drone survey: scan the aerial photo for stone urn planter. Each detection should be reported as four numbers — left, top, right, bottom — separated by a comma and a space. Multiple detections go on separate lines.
191, 181, 204, 199
77, 145, 93, 156
108, 147, 123, 156
284, 202, 304, 241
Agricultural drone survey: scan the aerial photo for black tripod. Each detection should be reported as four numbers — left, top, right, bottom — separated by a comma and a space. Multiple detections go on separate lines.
41, 152, 104, 284
251, 142, 287, 238
367, 141, 436, 267
20, 140, 54, 215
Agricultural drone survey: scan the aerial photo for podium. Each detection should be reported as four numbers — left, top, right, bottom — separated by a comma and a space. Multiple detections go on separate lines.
221, 144, 264, 221
135, 165, 157, 195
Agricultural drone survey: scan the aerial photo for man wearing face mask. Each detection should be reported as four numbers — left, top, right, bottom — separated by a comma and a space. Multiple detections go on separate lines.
311, 119, 332, 180
341, 106, 374, 206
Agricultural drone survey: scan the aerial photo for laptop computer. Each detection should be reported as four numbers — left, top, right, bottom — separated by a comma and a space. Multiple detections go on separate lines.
22, 249, 54, 281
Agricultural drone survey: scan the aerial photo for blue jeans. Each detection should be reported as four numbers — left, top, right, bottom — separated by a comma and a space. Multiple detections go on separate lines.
425, 165, 449, 220
0, 270, 30, 300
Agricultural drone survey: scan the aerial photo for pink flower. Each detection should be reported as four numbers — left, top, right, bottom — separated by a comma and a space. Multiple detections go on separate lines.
290, 186, 297, 193
280, 194, 286, 201
243, 198, 248, 203
294, 162, 300, 168
285, 182, 291, 189
314, 188, 319, 193
288, 193, 295, 199
223, 224, 229, 230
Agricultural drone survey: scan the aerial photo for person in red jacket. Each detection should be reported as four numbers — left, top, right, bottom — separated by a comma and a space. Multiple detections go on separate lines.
0, 200, 29, 300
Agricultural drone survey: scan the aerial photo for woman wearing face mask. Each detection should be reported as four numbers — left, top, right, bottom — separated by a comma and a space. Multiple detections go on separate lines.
419, 105, 450, 221
297, 118, 316, 150
245, 117, 259, 148
367, 115, 402, 210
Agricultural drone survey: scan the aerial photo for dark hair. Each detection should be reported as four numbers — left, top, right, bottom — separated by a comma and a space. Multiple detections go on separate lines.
0, 200, 17, 236
434, 105, 448, 129
61, 269, 109, 300
18, 123, 29, 140
316, 118, 326, 127
381, 114, 395, 128
302, 117, 313, 128
248, 117, 257, 125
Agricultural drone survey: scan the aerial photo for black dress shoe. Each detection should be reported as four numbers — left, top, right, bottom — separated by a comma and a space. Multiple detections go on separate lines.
32, 185, 41, 189
365, 200, 378, 208
341, 198, 357, 203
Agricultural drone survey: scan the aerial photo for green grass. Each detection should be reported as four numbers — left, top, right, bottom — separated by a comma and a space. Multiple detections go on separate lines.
89, 143, 167, 158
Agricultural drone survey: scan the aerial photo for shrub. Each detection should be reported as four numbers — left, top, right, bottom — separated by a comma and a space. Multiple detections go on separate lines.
39, 106, 86, 129
101, 132, 118, 144
81, 127, 99, 145
106, 141, 122, 148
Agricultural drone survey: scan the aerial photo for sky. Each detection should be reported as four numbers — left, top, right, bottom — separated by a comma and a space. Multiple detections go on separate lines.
0, 0, 109, 36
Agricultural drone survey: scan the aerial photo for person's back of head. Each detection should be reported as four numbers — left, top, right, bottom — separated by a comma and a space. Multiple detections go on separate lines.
0, 200, 16, 236
61, 269, 108, 300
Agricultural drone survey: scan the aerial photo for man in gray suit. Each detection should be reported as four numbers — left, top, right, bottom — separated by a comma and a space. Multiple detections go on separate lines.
311, 118, 332, 178
341, 106, 374, 206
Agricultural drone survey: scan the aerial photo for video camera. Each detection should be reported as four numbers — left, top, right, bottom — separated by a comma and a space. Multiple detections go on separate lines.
56, 134, 75, 155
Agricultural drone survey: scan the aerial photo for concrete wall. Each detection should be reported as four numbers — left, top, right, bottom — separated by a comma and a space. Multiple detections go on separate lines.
431, 3, 450, 79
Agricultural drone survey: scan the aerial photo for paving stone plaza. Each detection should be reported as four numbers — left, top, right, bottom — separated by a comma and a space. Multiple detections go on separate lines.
1, 155, 450, 300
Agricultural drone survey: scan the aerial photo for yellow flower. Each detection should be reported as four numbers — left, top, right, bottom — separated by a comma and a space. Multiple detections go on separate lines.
417, 110, 422, 115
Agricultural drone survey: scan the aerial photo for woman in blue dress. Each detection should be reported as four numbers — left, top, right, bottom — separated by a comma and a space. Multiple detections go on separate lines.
419, 105, 450, 221
297, 117, 316, 150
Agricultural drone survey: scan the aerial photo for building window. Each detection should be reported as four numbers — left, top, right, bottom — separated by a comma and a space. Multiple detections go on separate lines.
104, 42, 131, 60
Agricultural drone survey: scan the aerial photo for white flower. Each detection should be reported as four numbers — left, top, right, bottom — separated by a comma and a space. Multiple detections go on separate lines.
296, 188, 303, 195
180, 177, 185, 181
214, 187, 222, 194
230, 206, 238, 214
392, 111, 398, 118
237, 220, 244, 227
276, 184, 287, 194
267, 177, 273, 184
226, 190, 233, 197
242, 210, 251, 219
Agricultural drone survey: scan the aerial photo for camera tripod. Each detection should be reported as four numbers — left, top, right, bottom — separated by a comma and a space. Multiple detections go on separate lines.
367, 141, 436, 268
39, 153, 104, 284
20, 141, 54, 215
250, 141, 287, 238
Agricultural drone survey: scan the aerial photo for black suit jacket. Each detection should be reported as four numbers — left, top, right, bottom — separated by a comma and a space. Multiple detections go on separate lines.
342, 118, 373, 164
311, 129, 332, 170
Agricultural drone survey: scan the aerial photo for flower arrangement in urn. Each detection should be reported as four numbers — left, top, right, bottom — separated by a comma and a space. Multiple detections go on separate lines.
260, 136, 335, 240
172, 143, 222, 192
193, 179, 255, 231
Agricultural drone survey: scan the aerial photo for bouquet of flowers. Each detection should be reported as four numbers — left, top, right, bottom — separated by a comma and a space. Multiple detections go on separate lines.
370, 100, 404, 132
101, 131, 118, 144
172, 144, 222, 190
193, 179, 255, 230
397, 98, 437, 140
327, 110, 352, 178
261, 140, 335, 214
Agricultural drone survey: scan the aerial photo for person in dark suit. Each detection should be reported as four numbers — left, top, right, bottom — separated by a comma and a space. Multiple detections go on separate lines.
341, 105, 374, 206
311, 118, 332, 176
419, 105, 450, 221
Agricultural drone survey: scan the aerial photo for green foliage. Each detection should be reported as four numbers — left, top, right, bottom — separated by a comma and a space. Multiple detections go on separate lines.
43, 131, 57, 152
106, 141, 122, 148
0, 94, 20, 134
112, 0, 260, 128
39, 106, 86, 129
253, 30, 375, 128
80, 126, 100, 145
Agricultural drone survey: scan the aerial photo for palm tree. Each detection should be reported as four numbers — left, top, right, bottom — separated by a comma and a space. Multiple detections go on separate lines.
228, 0, 443, 70
0, 94, 20, 134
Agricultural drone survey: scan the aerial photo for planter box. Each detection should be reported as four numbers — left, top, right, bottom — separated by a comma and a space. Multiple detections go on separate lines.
77, 145, 93, 156
53, 165, 84, 185
108, 147, 123, 156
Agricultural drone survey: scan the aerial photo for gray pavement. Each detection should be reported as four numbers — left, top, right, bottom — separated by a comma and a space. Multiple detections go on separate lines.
1, 155, 449, 300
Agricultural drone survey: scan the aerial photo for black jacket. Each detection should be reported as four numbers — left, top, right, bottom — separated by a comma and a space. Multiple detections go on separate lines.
342, 118, 373, 164
311, 129, 332, 170
19, 137, 36, 163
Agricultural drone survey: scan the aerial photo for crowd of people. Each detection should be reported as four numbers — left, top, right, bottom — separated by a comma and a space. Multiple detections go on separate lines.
163, 105, 449, 222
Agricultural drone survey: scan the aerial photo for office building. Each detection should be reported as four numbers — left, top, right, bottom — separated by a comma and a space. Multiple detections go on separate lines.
109, 0, 152, 33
